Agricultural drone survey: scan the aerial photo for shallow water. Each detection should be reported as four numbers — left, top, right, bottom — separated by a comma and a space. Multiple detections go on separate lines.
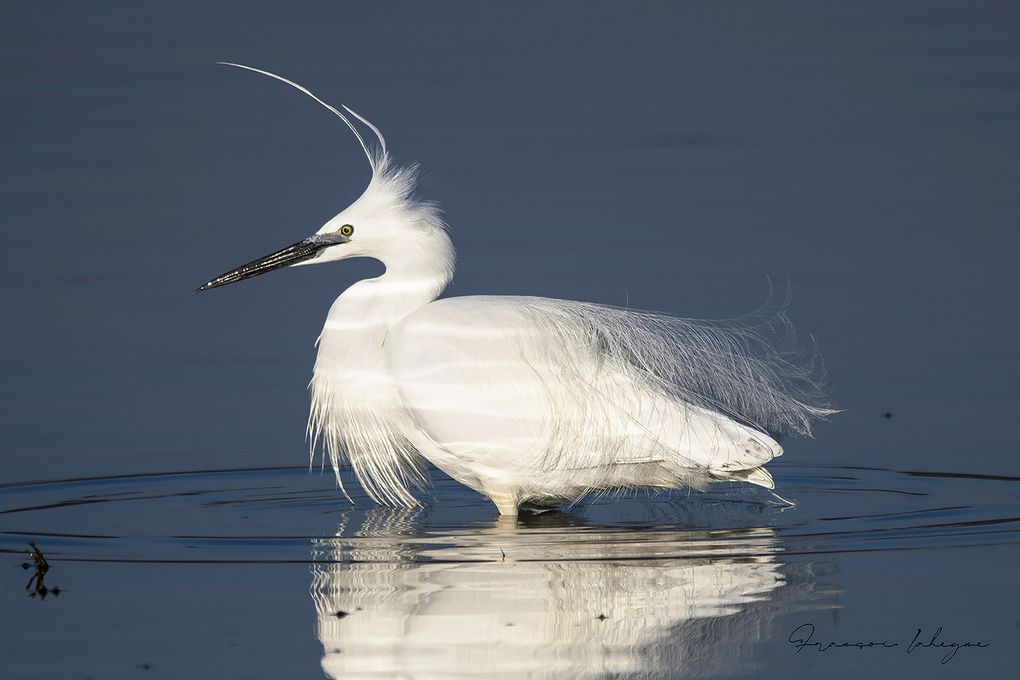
2, 1, 1019, 677
3, 462, 1016, 677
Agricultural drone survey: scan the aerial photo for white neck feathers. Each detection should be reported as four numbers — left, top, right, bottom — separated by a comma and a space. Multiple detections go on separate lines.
308, 222, 454, 507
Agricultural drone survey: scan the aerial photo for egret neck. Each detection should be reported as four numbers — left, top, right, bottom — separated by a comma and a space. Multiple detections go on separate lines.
315, 228, 455, 365
307, 227, 456, 506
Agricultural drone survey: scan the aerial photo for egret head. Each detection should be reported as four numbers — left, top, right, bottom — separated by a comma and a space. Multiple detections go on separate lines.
196, 64, 447, 293
307, 159, 445, 266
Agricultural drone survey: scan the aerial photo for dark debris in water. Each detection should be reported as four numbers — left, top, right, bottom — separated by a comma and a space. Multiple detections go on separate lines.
24, 541, 60, 600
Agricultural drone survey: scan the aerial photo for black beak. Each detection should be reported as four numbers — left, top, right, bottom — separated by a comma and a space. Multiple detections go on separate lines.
196, 233, 350, 292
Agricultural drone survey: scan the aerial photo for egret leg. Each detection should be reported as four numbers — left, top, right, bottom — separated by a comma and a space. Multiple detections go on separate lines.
483, 484, 520, 516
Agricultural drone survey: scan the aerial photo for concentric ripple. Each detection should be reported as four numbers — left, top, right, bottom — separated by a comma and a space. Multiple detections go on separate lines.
1, 462, 1016, 565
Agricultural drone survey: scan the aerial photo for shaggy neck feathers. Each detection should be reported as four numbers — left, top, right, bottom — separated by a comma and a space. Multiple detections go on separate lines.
308, 161, 454, 506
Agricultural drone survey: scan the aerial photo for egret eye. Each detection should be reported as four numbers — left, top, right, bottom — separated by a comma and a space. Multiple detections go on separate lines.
339, 224, 354, 237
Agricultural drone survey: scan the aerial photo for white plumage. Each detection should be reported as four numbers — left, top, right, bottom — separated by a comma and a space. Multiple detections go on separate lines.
200, 64, 836, 515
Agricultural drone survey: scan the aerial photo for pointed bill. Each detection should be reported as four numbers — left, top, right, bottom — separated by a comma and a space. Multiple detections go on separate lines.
196, 233, 349, 292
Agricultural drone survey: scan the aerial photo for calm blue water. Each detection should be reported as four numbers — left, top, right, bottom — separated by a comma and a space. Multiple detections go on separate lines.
2, 2, 1018, 677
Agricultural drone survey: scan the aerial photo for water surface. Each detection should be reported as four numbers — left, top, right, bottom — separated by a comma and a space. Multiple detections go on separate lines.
2, 461, 1016, 677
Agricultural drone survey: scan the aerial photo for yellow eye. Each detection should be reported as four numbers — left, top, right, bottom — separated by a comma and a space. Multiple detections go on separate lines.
339, 224, 354, 237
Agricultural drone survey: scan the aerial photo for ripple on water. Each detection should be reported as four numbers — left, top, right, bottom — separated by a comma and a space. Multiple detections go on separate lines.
0, 462, 1016, 563
2, 463, 1015, 678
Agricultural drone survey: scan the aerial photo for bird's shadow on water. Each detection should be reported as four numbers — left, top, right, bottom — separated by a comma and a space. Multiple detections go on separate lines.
308, 499, 822, 679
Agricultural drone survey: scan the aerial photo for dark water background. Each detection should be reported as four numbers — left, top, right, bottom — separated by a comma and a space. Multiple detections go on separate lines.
2, 2, 1018, 677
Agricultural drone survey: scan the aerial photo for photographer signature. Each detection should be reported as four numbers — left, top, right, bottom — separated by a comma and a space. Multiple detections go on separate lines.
788, 623, 989, 664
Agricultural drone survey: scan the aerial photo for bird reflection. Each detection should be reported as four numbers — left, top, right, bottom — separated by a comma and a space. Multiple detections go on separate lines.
310, 505, 787, 678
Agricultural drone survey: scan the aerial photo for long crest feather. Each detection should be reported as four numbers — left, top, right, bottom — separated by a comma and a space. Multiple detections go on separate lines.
217, 62, 385, 174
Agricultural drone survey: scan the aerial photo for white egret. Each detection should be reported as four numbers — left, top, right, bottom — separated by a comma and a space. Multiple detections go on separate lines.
198, 64, 835, 516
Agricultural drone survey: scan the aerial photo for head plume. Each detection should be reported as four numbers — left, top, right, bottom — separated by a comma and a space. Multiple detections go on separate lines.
217, 62, 388, 176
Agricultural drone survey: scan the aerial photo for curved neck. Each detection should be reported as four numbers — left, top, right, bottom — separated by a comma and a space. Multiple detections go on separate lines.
317, 231, 454, 360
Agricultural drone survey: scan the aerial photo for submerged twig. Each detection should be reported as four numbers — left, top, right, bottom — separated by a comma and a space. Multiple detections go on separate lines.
25, 541, 59, 599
